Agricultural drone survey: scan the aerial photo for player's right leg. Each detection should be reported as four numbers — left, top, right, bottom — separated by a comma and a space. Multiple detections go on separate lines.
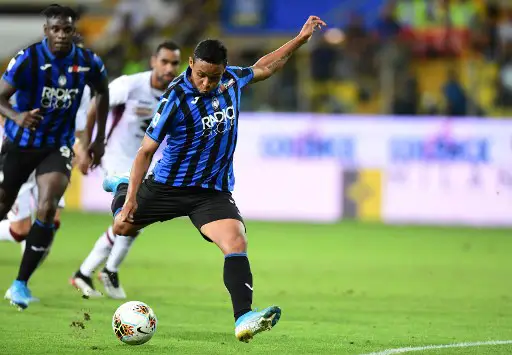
0, 141, 45, 310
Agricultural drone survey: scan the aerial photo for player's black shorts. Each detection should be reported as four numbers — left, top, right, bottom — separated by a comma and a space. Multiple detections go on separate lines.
111, 175, 245, 242
0, 138, 73, 192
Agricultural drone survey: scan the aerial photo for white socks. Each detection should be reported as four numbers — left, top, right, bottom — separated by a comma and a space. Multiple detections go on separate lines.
79, 226, 115, 277
79, 226, 136, 276
105, 235, 135, 272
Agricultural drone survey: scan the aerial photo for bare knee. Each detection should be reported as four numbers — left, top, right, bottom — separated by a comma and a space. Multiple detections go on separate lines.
10, 218, 32, 237
36, 199, 58, 223
225, 233, 248, 254
200, 219, 248, 255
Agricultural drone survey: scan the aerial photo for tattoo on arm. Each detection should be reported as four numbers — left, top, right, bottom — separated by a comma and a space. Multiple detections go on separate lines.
266, 53, 293, 72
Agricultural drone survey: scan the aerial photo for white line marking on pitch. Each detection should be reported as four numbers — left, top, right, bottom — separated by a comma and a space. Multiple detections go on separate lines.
361, 340, 512, 355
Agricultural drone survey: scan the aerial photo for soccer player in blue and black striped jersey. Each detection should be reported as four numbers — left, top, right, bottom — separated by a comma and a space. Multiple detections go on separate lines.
104, 16, 326, 342
0, 4, 109, 310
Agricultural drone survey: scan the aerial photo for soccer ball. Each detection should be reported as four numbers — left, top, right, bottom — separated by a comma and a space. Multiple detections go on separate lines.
112, 301, 157, 345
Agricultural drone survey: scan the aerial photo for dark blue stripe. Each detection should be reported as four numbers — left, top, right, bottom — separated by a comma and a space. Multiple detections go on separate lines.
165, 84, 196, 185
210, 74, 238, 190
224, 252, 247, 259
114, 207, 122, 217
180, 94, 212, 186
34, 219, 55, 229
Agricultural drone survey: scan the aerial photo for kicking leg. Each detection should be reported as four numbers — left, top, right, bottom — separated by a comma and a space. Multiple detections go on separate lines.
201, 219, 281, 343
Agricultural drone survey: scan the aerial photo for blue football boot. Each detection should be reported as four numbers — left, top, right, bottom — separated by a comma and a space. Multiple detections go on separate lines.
235, 306, 281, 343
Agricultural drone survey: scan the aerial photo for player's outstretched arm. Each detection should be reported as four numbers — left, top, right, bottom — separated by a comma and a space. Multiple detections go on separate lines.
251, 16, 326, 83
120, 136, 160, 223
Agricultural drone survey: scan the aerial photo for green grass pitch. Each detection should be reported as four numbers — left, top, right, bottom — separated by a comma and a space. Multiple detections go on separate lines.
1, 211, 511, 354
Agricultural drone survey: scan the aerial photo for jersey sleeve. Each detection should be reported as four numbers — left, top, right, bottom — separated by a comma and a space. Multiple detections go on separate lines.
227, 66, 254, 88
87, 52, 108, 88
2, 49, 30, 89
75, 85, 91, 131
146, 90, 182, 143
108, 75, 131, 106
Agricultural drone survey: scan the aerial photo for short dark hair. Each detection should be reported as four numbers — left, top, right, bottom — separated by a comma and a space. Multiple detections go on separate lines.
193, 39, 227, 66
42, 4, 79, 21
156, 41, 181, 54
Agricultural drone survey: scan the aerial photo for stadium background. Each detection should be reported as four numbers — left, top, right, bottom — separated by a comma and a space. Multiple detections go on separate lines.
1, 0, 510, 227
1, 1, 511, 354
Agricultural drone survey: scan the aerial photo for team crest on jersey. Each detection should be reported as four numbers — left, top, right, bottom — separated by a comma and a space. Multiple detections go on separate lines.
58, 75, 67, 87
217, 79, 235, 94
212, 97, 220, 110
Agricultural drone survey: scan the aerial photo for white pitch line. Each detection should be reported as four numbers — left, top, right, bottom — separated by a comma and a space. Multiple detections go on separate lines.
361, 340, 512, 355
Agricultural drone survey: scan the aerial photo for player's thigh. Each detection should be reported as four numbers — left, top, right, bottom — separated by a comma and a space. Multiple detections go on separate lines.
112, 177, 185, 235
0, 140, 39, 212
35, 171, 69, 221
35, 145, 73, 180
188, 189, 247, 251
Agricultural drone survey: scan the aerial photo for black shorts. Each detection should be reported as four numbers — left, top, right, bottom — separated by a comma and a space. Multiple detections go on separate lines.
111, 176, 245, 242
0, 138, 73, 192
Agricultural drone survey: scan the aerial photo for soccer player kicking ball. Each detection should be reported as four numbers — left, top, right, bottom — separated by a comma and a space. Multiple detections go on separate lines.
0, 4, 109, 310
71, 41, 182, 299
103, 16, 326, 342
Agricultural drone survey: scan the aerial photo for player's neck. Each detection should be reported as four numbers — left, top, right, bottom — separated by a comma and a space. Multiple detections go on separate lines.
52, 50, 71, 58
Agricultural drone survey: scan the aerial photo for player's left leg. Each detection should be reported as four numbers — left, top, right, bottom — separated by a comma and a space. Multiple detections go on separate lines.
8, 148, 71, 310
189, 193, 281, 343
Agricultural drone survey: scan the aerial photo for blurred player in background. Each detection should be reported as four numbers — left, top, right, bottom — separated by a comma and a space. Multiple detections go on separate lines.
0, 4, 109, 310
1, 34, 92, 304
70, 41, 181, 299
104, 16, 326, 342
0, 34, 91, 247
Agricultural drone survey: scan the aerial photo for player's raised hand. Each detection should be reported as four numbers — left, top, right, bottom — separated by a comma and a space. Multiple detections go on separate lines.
88, 138, 105, 169
119, 199, 137, 224
298, 16, 327, 43
15, 109, 43, 130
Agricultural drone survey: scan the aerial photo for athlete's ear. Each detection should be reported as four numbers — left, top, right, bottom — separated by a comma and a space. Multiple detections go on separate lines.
43, 23, 48, 37
150, 55, 156, 69
188, 56, 194, 67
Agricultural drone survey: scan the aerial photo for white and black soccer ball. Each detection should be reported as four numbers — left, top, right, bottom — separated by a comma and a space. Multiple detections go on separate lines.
112, 301, 157, 345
